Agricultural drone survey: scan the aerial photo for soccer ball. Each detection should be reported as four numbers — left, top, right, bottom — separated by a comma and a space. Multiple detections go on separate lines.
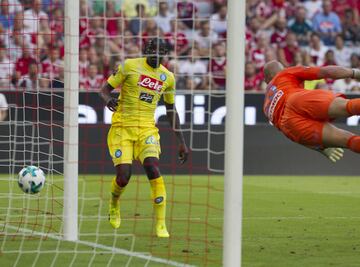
18, 166, 46, 194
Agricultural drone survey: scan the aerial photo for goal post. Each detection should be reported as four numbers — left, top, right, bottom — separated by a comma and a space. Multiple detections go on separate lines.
63, 0, 79, 241
223, 0, 245, 266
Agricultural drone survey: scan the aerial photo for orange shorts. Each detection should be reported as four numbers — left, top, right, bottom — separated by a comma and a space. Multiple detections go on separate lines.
279, 89, 344, 148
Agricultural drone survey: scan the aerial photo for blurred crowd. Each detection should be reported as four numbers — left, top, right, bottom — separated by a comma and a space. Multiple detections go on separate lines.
245, 0, 360, 93
0, 0, 359, 93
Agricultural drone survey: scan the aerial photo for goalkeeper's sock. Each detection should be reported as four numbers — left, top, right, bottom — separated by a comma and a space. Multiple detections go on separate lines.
347, 136, 360, 153
149, 176, 169, 237
110, 177, 125, 205
346, 99, 360, 115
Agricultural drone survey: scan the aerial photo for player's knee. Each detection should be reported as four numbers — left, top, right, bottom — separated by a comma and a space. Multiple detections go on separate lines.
143, 158, 161, 179
115, 166, 131, 187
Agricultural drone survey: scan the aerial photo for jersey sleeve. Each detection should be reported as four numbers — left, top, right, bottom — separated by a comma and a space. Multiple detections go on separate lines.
163, 73, 176, 104
107, 62, 126, 88
286, 66, 321, 81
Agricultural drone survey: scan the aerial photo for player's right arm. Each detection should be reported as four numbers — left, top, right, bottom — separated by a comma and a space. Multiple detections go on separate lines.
99, 63, 126, 111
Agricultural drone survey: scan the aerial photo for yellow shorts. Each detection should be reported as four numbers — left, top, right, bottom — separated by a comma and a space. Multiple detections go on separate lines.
107, 126, 161, 165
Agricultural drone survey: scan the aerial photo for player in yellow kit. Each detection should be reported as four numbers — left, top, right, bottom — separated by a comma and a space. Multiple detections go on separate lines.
99, 38, 189, 237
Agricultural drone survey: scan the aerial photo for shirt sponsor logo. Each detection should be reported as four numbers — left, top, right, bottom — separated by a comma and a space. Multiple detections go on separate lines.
138, 75, 163, 92
268, 90, 284, 122
139, 92, 154, 103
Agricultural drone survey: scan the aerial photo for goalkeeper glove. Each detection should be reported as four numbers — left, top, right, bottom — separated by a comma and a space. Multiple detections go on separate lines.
320, 147, 344, 163
106, 98, 118, 112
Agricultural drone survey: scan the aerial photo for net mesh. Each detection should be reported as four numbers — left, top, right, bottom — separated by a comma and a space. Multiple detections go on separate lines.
0, 0, 225, 266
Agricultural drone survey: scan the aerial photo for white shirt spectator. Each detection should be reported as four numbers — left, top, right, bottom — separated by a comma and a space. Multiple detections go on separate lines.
0, 92, 8, 121
333, 47, 352, 67
8, 0, 22, 14
0, 57, 14, 89
332, 78, 359, 93
194, 30, 218, 50
210, 13, 227, 34
178, 59, 207, 76
154, 12, 174, 33
304, 0, 322, 20
307, 45, 328, 66
23, 8, 48, 34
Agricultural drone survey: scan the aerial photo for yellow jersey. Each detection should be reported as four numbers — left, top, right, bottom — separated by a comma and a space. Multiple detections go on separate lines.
107, 57, 175, 127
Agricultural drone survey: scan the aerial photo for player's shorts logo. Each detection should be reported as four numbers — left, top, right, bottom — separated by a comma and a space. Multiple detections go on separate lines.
160, 73, 167, 81
145, 135, 158, 145
154, 196, 164, 204
115, 149, 122, 158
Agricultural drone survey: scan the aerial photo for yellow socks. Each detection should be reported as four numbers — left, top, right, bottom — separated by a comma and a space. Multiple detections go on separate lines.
149, 176, 169, 237
110, 177, 125, 205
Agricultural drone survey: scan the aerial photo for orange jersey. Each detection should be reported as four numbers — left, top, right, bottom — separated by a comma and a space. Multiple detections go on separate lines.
263, 66, 321, 128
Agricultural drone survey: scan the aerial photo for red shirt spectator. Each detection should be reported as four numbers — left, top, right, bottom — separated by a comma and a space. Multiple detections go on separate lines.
331, 0, 359, 21
15, 48, 36, 76
209, 43, 226, 89
177, 0, 197, 28
41, 47, 63, 80
278, 32, 299, 67
270, 17, 288, 48
80, 64, 104, 91
245, 62, 264, 91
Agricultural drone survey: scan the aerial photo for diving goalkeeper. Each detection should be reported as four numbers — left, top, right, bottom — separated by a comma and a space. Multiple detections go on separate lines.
263, 60, 360, 162
99, 38, 189, 238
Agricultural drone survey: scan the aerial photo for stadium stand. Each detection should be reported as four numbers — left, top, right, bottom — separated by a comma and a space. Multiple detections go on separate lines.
0, 0, 359, 92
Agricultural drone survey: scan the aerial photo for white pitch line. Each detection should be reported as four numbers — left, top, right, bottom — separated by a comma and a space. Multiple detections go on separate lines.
1, 223, 196, 267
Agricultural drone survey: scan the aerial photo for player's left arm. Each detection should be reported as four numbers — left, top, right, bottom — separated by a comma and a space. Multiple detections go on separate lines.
164, 74, 189, 164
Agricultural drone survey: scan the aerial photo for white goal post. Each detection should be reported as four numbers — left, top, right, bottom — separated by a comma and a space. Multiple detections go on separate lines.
223, 0, 245, 266
63, 0, 79, 241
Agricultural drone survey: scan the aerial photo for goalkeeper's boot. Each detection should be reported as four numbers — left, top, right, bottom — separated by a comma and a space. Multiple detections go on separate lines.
156, 222, 170, 238
108, 200, 121, 229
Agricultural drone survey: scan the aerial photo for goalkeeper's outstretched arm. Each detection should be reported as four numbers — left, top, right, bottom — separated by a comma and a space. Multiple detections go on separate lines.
99, 82, 118, 111
318, 66, 360, 80
165, 103, 189, 164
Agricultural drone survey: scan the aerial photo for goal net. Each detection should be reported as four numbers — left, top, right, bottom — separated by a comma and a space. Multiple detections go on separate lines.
0, 0, 226, 266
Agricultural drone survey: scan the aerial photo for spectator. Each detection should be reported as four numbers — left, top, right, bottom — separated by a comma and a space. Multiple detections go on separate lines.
342, 9, 360, 44
209, 42, 226, 90
250, 33, 268, 70
164, 19, 189, 58
80, 64, 104, 91
106, 1, 122, 37
0, 43, 13, 89
141, 18, 162, 48
246, 16, 264, 50
194, 20, 218, 58
332, 77, 360, 93
15, 45, 36, 77
178, 48, 208, 90
312, 0, 342, 45
350, 53, 360, 68
18, 61, 39, 90
122, 0, 155, 18
306, 32, 328, 66
210, 4, 227, 35
244, 61, 264, 92
129, 4, 147, 36
288, 5, 312, 46
270, 17, 288, 48
278, 32, 300, 66
154, 1, 174, 34
331, 0, 359, 22
304, 0, 322, 20
41, 46, 63, 85
333, 34, 352, 67
0, 0, 14, 30
323, 49, 337, 66
177, 0, 197, 29
79, 48, 89, 85
23, 0, 49, 34
0, 92, 8, 121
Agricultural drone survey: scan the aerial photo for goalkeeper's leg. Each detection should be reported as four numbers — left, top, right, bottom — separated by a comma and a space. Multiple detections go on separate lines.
143, 157, 169, 238
109, 164, 132, 229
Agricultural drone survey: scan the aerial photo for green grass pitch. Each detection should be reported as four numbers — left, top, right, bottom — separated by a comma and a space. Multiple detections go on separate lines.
0, 175, 359, 266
